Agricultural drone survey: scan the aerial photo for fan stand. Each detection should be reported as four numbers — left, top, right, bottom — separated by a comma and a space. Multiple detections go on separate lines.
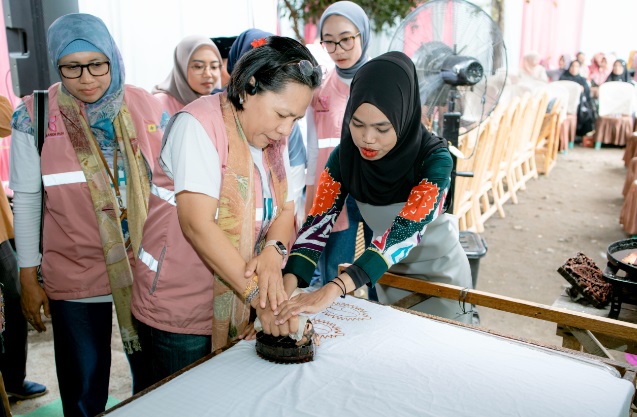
442, 88, 472, 213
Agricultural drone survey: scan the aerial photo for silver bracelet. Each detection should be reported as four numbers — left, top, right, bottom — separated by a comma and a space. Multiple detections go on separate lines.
245, 286, 260, 304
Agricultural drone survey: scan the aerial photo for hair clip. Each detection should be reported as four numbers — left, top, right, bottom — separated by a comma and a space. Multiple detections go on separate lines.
250, 37, 267, 48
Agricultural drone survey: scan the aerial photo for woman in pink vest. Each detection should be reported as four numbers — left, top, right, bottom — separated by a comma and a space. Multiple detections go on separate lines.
9, 13, 166, 416
305, 1, 374, 290
131, 36, 322, 389
152, 36, 223, 115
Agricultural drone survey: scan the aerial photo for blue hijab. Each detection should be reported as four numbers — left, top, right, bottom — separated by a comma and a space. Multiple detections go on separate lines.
226, 28, 306, 167
47, 13, 125, 145
318, 1, 370, 79
226, 29, 274, 75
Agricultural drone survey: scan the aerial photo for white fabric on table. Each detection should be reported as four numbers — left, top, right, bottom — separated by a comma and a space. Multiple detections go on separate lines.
108, 296, 634, 417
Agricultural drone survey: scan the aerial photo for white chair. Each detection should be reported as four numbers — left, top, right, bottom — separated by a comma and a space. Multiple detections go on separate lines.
551, 80, 582, 149
594, 82, 636, 147
552, 80, 582, 115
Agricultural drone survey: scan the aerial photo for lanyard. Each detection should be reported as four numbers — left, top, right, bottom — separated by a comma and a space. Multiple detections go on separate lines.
93, 138, 130, 247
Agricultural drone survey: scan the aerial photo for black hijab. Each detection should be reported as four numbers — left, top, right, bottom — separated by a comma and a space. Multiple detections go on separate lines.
339, 51, 446, 205
559, 61, 591, 101
605, 59, 630, 83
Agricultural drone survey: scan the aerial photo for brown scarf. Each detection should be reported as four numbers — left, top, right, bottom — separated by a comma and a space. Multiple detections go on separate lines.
211, 94, 287, 351
58, 86, 149, 353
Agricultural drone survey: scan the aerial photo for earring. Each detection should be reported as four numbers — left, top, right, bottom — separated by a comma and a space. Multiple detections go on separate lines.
239, 96, 244, 104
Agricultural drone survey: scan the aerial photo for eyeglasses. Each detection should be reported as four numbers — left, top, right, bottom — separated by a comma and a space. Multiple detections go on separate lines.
295, 60, 326, 80
320, 33, 361, 53
190, 63, 221, 76
58, 61, 111, 79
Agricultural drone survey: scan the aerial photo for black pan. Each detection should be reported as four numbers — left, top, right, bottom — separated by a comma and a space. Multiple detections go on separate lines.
605, 237, 637, 284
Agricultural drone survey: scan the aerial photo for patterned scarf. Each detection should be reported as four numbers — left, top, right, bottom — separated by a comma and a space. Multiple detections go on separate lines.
211, 95, 287, 352
58, 85, 149, 354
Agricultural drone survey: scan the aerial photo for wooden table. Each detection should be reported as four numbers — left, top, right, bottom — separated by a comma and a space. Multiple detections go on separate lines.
553, 290, 637, 359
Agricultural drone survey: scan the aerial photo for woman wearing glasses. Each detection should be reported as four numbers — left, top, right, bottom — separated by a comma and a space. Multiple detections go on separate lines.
304, 1, 374, 290
130, 36, 322, 389
9, 13, 166, 416
153, 36, 223, 115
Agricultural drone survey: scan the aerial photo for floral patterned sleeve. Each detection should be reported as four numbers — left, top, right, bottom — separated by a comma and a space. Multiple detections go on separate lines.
354, 148, 452, 286
284, 146, 348, 285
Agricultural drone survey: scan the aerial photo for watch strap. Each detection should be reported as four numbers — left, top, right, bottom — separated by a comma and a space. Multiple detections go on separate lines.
264, 240, 287, 257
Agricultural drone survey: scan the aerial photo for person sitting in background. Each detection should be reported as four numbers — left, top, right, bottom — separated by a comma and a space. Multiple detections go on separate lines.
10, 13, 166, 416
560, 60, 594, 137
547, 54, 571, 81
226, 29, 308, 231
275, 52, 474, 326
153, 36, 222, 115
0, 96, 47, 402
589, 53, 611, 106
576, 51, 589, 80
519, 52, 549, 84
589, 53, 611, 88
605, 59, 631, 83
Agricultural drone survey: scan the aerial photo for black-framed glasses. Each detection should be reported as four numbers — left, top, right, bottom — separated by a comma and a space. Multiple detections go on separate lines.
320, 33, 361, 53
58, 61, 111, 79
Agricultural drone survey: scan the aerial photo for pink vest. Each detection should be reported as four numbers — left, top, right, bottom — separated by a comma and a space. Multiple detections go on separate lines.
132, 94, 283, 335
153, 92, 184, 116
23, 83, 165, 300
311, 69, 350, 231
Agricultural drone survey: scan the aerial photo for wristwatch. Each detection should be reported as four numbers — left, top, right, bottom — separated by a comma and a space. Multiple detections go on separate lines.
264, 240, 288, 258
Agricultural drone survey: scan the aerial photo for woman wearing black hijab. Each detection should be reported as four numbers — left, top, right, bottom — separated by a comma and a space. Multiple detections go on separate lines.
275, 51, 474, 324
605, 59, 631, 83
559, 60, 595, 135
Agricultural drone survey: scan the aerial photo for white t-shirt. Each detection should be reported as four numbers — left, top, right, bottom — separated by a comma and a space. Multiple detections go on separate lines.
162, 112, 293, 212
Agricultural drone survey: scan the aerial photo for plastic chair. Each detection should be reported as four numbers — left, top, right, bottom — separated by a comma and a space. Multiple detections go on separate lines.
552, 80, 583, 148
593, 82, 636, 148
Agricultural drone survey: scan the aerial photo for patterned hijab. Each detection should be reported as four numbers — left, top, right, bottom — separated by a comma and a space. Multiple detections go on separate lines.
152, 35, 222, 105
339, 52, 446, 205
318, 1, 370, 79
47, 13, 125, 147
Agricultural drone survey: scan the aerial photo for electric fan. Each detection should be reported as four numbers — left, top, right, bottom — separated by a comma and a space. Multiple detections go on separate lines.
389, 0, 508, 210
388, 0, 507, 136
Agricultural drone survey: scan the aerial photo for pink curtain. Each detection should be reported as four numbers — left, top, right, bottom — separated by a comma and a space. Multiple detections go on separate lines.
0, 8, 19, 196
520, 0, 584, 69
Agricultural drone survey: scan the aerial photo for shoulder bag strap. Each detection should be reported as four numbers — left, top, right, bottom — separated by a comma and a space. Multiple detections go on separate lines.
33, 90, 48, 264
